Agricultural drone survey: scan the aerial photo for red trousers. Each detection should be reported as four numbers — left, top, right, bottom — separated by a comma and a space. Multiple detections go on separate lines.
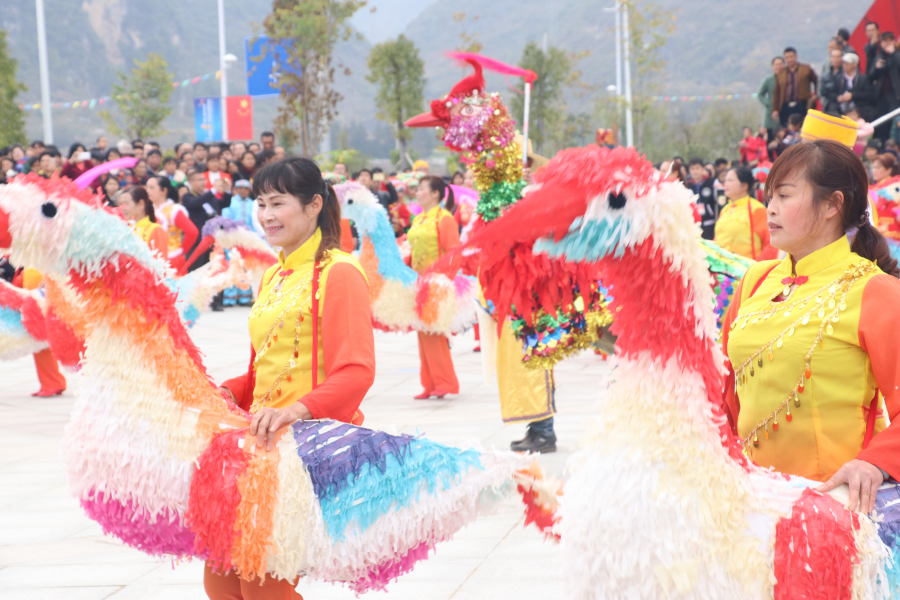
204, 564, 304, 600
33, 349, 65, 391
417, 332, 459, 394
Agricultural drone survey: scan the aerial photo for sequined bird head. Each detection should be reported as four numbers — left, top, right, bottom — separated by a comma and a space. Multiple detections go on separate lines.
406, 54, 528, 187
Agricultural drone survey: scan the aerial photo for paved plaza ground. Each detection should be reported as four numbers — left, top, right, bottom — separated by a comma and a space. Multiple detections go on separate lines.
0, 307, 611, 599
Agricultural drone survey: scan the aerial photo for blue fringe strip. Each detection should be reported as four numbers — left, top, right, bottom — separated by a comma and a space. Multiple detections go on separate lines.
342, 202, 418, 285
534, 217, 633, 262
292, 420, 484, 541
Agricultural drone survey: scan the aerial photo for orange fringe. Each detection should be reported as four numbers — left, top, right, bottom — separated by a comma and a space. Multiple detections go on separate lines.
59, 279, 248, 438
231, 430, 283, 580
358, 238, 384, 303
418, 280, 442, 326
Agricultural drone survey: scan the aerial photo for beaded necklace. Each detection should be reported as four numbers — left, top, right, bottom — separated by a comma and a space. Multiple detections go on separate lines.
249, 251, 332, 412
731, 260, 876, 452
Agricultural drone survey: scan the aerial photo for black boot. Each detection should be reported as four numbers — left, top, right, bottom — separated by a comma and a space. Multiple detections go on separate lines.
212, 291, 225, 312
514, 430, 557, 454
512, 417, 557, 453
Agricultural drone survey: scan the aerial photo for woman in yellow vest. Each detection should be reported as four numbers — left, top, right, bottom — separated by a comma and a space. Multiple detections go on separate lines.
213, 157, 375, 599
715, 165, 776, 260
408, 175, 460, 399
722, 140, 900, 514
118, 187, 168, 259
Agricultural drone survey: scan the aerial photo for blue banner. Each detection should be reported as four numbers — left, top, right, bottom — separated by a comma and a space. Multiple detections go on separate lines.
194, 97, 222, 142
244, 35, 297, 97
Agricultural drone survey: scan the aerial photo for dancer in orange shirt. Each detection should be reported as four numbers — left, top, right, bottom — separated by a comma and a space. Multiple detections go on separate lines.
407, 176, 460, 399
212, 157, 376, 600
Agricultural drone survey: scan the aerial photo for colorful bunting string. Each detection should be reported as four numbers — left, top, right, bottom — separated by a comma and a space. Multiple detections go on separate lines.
649, 93, 759, 102
19, 70, 222, 111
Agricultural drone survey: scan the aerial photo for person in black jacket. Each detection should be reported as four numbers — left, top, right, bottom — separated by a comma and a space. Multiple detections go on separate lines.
685, 158, 718, 240
836, 53, 878, 121
820, 48, 846, 115
871, 33, 900, 141
181, 169, 228, 272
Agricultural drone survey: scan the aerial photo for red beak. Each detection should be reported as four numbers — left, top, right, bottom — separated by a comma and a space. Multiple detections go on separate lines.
405, 111, 449, 128
0, 207, 11, 250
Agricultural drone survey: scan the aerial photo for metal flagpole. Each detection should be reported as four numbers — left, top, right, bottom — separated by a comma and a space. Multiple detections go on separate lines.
522, 81, 531, 165
622, 2, 634, 148
35, 0, 53, 144
217, 0, 228, 142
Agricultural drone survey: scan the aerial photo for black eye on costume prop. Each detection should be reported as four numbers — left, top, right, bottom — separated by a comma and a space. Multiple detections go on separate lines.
348, 199, 354, 204
608, 191, 627, 210
41, 202, 58, 218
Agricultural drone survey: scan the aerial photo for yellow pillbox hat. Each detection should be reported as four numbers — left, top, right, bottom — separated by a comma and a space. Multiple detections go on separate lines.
800, 110, 859, 147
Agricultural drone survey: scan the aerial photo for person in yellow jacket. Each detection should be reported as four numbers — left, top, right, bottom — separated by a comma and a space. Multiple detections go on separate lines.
722, 140, 900, 514
715, 165, 777, 260
408, 175, 461, 399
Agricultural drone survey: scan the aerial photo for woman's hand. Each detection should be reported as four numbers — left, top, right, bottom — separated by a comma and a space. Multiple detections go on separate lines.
249, 402, 313, 451
817, 459, 884, 513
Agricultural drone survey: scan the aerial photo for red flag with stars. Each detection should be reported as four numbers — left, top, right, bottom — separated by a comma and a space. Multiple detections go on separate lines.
226, 96, 253, 141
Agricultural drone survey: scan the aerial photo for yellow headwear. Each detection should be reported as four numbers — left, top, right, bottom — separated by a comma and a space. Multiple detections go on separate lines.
800, 110, 859, 147
412, 160, 429, 171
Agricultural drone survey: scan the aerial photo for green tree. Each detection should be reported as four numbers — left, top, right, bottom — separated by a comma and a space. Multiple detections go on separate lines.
0, 30, 27, 147
366, 35, 425, 170
263, 0, 365, 158
510, 42, 590, 154
98, 53, 174, 140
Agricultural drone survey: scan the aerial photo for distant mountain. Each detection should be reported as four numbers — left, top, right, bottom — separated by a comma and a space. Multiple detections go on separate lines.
401, 0, 870, 112
4, 0, 873, 153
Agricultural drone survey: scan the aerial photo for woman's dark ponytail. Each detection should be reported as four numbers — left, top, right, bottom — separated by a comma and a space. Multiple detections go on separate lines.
317, 181, 342, 260
852, 223, 900, 277
424, 175, 455, 214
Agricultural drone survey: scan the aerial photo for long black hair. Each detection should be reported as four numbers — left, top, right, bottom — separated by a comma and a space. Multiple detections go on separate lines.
728, 165, 756, 196
122, 186, 156, 223
150, 175, 179, 202
422, 175, 456, 214
252, 157, 341, 260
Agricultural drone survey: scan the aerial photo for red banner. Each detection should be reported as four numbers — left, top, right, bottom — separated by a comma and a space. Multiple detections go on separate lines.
226, 96, 253, 141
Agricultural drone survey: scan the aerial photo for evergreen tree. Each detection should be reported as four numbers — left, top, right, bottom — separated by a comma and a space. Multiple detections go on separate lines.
0, 29, 27, 148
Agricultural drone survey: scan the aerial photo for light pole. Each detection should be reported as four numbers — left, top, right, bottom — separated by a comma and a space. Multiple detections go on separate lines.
217, 0, 228, 142
621, 2, 634, 148
35, 0, 53, 143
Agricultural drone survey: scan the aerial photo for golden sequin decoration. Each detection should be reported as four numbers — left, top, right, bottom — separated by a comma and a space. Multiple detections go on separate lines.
250, 252, 332, 412
731, 261, 875, 452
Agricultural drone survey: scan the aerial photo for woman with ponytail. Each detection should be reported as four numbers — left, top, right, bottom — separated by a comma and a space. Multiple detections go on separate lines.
210, 157, 375, 599
408, 175, 460, 399
721, 140, 900, 515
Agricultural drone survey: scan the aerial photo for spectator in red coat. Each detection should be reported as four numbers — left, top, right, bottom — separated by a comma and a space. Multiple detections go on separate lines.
60, 142, 96, 187
738, 127, 767, 166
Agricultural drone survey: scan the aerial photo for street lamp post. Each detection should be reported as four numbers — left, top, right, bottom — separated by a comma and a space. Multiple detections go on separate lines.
218, 0, 228, 142
621, 2, 634, 148
35, 0, 53, 143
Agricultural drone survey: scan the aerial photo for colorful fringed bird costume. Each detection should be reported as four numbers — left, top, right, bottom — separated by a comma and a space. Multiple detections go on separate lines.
464, 144, 900, 599
334, 180, 478, 336
0, 174, 527, 594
